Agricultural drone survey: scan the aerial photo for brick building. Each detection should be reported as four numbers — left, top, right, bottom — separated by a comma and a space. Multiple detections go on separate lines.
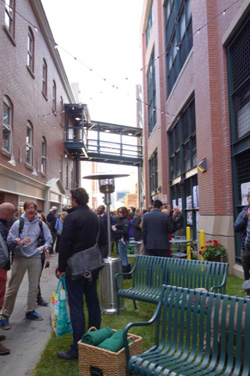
141, 0, 250, 275
0, 0, 80, 214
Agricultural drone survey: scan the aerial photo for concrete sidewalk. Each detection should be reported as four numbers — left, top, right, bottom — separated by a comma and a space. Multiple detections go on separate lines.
0, 254, 59, 376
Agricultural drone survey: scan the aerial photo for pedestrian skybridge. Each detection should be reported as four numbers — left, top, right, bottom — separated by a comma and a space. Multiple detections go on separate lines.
64, 104, 143, 167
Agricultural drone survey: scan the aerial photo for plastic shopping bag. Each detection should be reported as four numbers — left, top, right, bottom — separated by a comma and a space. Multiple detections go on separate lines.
50, 276, 72, 337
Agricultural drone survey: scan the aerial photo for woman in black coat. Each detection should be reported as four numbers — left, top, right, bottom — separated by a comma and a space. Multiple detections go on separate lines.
112, 206, 131, 275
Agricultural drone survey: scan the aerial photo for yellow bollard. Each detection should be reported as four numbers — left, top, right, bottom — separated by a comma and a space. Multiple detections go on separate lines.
200, 230, 205, 261
186, 226, 191, 260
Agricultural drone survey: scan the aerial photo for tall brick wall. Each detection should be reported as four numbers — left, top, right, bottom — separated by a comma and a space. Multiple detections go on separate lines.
0, 0, 74, 192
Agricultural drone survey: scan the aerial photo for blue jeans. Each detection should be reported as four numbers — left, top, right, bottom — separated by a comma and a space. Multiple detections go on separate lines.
118, 241, 129, 266
65, 275, 101, 356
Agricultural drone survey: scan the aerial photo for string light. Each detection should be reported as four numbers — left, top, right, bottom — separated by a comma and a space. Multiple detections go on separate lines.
2, 0, 242, 115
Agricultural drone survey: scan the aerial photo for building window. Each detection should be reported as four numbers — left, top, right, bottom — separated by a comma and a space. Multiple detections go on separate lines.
5, 0, 15, 37
41, 137, 47, 174
168, 98, 196, 180
59, 156, 63, 182
165, 0, 193, 95
60, 97, 64, 125
146, 1, 153, 46
52, 80, 56, 113
27, 27, 34, 73
227, 15, 250, 263
2, 96, 13, 153
149, 150, 158, 194
26, 122, 33, 165
42, 59, 47, 97
147, 50, 157, 135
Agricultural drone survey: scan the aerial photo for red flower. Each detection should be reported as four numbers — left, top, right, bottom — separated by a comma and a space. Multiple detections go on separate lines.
205, 246, 209, 249
214, 240, 218, 246
199, 251, 202, 254
201, 246, 204, 249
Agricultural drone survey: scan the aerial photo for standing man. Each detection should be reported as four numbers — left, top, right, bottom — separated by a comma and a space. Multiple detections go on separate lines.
142, 199, 173, 257
57, 188, 105, 360
47, 206, 57, 255
132, 208, 144, 255
96, 204, 112, 258
234, 192, 250, 295
0, 201, 52, 329
172, 206, 184, 236
0, 203, 21, 355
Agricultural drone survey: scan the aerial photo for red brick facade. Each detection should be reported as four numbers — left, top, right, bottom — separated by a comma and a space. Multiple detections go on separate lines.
0, 0, 76, 212
141, 0, 249, 275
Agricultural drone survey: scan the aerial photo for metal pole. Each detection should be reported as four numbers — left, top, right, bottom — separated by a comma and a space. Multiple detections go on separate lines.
105, 192, 112, 258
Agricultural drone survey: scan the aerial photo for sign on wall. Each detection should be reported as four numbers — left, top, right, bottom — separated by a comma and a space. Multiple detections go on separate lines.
241, 182, 250, 205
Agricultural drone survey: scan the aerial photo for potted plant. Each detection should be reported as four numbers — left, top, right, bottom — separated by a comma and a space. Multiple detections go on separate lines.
199, 240, 227, 262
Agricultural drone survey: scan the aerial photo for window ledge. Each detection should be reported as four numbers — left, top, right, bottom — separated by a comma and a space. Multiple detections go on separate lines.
3, 25, 16, 46
42, 92, 48, 101
25, 163, 34, 171
1, 148, 11, 158
26, 65, 35, 79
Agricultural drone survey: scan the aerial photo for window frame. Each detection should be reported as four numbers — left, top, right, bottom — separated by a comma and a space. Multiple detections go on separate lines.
41, 137, 47, 174
2, 96, 13, 154
26, 121, 33, 166
52, 80, 57, 113
42, 58, 47, 98
5, 0, 15, 38
27, 27, 35, 74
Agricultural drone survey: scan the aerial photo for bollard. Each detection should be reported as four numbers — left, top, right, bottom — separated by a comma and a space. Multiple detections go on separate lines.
186, 226, 191, 259
200, 230, 205, 261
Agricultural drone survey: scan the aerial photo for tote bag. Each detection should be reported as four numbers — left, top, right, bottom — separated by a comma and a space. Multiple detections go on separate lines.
0, 232, 8, 268
50, 276, 72, 337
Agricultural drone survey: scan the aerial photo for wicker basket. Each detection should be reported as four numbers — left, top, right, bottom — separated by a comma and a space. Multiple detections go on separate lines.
78, 328, 142, 376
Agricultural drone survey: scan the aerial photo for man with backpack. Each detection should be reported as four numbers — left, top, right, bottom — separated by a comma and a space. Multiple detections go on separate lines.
0, 201, 52, 329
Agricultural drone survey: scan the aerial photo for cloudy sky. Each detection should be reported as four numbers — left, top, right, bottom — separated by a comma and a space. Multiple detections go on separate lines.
41, 0, 144, 127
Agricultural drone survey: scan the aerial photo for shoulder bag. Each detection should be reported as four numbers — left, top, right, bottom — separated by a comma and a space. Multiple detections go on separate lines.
0, 232, 9, 268
66, 219, 104, 281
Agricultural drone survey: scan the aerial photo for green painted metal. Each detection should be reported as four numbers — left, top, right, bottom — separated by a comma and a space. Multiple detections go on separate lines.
115, 255, 229, 315
123, 285, 250, 375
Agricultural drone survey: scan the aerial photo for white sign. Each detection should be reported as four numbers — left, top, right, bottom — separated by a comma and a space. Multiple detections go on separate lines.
241, 182, 250, 205
161, 194, 168, 203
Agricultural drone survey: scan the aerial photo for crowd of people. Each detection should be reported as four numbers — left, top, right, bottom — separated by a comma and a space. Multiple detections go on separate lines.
0, 190, 184, 358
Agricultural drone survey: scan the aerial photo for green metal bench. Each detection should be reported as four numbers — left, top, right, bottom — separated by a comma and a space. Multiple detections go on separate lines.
115, 255, 228, 315
124, 285, 250, 375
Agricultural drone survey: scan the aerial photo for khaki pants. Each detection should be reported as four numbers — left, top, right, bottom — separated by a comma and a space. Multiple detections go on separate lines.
1, 257, 42, 318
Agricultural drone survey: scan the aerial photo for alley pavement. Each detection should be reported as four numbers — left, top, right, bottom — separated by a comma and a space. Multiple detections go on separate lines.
0, 254, 59, 376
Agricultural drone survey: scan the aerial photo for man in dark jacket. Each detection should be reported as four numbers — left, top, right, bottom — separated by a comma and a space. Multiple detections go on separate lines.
57, 188, 105, 360
132, 208, 144, 254
142, 199, 173, 257
0, 203, 21, 355
46, 206, 57, 254
234, 191, 250, 294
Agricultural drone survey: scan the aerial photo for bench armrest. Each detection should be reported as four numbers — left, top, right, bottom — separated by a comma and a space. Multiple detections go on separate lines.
123, 284, 167, 363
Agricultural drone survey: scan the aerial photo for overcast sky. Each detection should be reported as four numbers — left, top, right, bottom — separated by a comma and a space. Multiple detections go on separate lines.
41, 0, 144, 127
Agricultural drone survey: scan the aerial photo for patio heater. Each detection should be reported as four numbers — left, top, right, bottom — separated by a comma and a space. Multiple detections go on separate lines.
83, 172, 129, 313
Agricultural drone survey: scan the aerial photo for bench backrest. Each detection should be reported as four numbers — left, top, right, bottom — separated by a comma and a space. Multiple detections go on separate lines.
155, 285, 250, 375
166, 258, 228, 293
133, 256, 228, 293
132, 255, 169, 290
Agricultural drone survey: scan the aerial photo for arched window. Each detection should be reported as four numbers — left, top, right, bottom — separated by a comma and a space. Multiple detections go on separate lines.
60, 96, 64, 125
52, 80, 56, 113
42, 59, 47, 97
59, 156, 63, 182
2, 96, 13, 153
5, 0, 15, 38
27, 27, 34, 73
41, 137, 47, 174
26, 121, 33, 165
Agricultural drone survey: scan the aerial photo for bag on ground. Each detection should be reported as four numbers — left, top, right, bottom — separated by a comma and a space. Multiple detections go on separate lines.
50, 276, 72, 337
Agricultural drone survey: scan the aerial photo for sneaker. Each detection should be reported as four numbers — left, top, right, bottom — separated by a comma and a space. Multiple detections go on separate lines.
26, 310, 43, 321
0, 319, 11, 330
